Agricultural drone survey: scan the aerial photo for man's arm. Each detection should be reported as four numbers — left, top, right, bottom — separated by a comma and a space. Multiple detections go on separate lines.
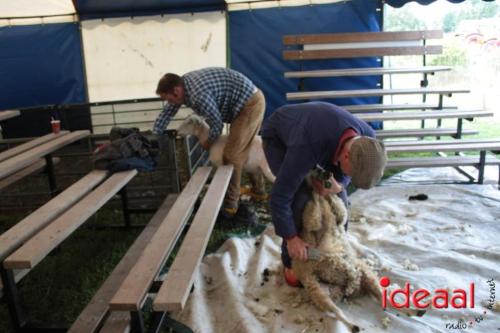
270, 145, 316, 239
152, 104, 181, 136
193, 94, 223, 148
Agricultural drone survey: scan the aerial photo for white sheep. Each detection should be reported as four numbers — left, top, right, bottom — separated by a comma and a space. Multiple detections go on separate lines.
292, 175, 425, 332
177, 114, 275, 196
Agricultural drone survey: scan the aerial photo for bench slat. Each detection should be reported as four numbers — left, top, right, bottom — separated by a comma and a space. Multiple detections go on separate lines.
357, 110, 491, 122
4, 170, 136, 270
0, 110, 20, 121
69, 194, 178, 333
0, 132, 69, 163
109, 167, 212, 311
376, 128, 477, 139
343, 104, 457, 113
387, 155, 500, 168
0, 158, 60, 191
0, 130, 90, 179
0, 170, 108, 261
153, 165, 233, 312
286, 88, 470, 101
284, 66, 451, 78
386, 141, 500, 153
283, 30, 443, 45
384, 138, 500, 147
283, 45, 442, 60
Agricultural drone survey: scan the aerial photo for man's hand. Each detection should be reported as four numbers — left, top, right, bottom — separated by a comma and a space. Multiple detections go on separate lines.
198, 131, 210, 150
286, 236, 309, 261
311, 176, 343, 196
200, 138, 210, 150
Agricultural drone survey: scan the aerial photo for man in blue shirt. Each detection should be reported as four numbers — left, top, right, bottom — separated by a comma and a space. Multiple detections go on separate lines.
261, 102, 387, 286
153, 67, 265, 223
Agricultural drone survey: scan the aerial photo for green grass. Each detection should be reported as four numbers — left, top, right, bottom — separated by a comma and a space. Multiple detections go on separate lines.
0, 210, 145, 331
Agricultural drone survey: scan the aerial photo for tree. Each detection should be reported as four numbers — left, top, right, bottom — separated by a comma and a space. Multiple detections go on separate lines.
441, 0, 499, 33
384, 7, 427, 31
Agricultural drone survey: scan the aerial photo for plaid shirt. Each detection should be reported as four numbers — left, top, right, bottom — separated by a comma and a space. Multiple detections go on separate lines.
153, 67, 257, 143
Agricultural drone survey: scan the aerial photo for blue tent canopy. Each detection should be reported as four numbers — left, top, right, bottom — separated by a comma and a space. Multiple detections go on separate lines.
74, 0, 226, 19
385, 0, 494, 8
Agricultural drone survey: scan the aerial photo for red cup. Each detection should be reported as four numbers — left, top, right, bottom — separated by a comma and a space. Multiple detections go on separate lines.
51, 120, 61, 134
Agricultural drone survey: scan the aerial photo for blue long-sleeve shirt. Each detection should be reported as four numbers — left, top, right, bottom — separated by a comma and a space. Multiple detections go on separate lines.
261, 102, 375, 239
153, 67, 256, 143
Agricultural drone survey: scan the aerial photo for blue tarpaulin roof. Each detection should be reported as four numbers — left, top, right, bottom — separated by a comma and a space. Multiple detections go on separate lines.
385, 0, 494, 8
74, 0, 225, 19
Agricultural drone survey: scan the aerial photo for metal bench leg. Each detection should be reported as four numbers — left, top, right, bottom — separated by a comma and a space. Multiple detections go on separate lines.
130, 311, 146, 333
0, 266, 27, 331
148, 311, 194, 333
120, 186, 131, 228
478, 151, 486, 184
45, 154, 58, 197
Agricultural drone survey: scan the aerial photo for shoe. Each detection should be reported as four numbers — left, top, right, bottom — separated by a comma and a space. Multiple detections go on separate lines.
240, 186, 269, 202
233, 202, 258, 226
220, 206, 237, 219
284, 267, 301, 287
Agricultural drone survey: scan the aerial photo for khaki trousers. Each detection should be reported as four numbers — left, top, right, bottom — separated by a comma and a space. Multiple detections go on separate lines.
222, 89, 265, 209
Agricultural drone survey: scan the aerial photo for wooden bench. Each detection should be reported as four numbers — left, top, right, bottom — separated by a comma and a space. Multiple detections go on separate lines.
343, 103, 458, 113
283, 30, 444, 60
0, 132, 69, 163
286, 87, 470, 101
385, 139, 500, 185
282, 30, 446, 97
0, 130, 89, 180
0, 130, 89, 197
92, 165, 232, 333
282, 30, 474, 136
0, 157, 61, 191
376, 128, 477, 140
356, 109, 491, 122
0, 110, 20, 122
0, 169, 137, 331
284, 66, 451, 78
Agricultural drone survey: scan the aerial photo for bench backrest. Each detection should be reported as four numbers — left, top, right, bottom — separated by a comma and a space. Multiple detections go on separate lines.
283, 30, 443, 60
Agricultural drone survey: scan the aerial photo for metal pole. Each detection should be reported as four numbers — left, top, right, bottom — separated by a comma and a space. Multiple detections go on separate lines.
0, 267, 27, 331
130, 311, 146, 333
478, 151, 486, 184
120, 186, 131, 228
45, 154, 58, 196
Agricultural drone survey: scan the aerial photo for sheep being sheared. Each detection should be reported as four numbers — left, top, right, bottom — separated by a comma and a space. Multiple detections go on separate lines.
292, 175, 425, 332
177, 114, 275, 198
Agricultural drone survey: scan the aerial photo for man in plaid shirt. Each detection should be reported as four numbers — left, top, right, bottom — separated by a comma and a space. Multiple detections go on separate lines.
153, 67, 266, 223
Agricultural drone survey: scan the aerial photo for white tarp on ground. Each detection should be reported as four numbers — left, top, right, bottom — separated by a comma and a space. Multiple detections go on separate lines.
172, 170, 500, 333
